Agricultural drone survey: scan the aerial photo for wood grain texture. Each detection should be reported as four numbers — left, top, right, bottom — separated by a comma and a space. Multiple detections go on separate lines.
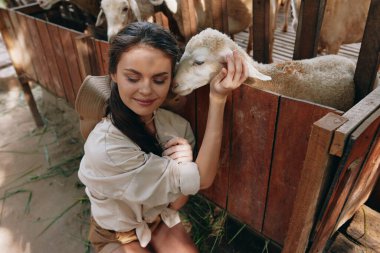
282, 113, 347, 253
310, 109, 380, 253
58, 27, 83, 97
262, 96, 337, 245
46, 24, 76, 107
228, 87, 279, 231
330, 87, 380, 157
354, 0, 380, 102
335, 109, 380, 229
35, 18, 66, 98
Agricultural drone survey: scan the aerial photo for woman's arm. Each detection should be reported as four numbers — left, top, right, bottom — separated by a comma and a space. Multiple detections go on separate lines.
196, 51, 248, 189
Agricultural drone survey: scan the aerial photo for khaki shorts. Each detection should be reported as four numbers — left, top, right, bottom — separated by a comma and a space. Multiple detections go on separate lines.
88, 217, 161, 253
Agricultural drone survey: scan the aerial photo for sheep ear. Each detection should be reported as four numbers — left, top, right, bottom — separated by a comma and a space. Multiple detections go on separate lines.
218, 48, 234, 61
129, 0, 142, 21
247, 65, 272, 81
96, 9, 105, 27
164, 0, 178, 13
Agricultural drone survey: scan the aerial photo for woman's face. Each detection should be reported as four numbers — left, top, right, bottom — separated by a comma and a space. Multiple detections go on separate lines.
111, 44, 172, 122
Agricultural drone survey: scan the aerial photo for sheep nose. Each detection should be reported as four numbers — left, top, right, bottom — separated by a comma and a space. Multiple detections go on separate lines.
172, 82, 179, 89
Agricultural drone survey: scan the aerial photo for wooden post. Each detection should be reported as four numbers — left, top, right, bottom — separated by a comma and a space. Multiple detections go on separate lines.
180, 0, 197, 41
211, 0, 228, 33
19, 75, 44, 127
0, 8, 44, 128
252, 0, 270, 63
309, 107, 380, 253
282, 113, 347, 253
354, 0, 380, 102
293, 0, 326, 60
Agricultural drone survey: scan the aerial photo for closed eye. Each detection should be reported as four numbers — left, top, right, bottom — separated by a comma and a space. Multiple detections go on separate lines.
193, 60, 204, 66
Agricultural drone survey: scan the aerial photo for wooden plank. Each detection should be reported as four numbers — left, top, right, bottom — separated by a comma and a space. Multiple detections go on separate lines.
210, 0, 228, 33
70, 30, 86, 83
16, 13, 45, 86
99, 41, 110, 77
95, 39, 107, 76
46, 24, 76, 107
197, 85, 232, 209
262, 97, 338, 245
282, 113, 348, 253
75, 35, 90, 80
252, 0, 270, 63
346, 205, 380, 252
58, 27, 83, 97
354, 0, 380, 102
309, 109, 380, 252
293, 0, 326, 60
13, 12, 37, 81
6, 10, 32, 78
180, 0, 197, 41
330, 87, 380, 157
0, 9, 20, 70
227, 87, 279, 231
87, 38, 101, 76
25, 16, 52, 89
179, 92, 197, 138
335, 109, 380, 229
35, 19, 66, 98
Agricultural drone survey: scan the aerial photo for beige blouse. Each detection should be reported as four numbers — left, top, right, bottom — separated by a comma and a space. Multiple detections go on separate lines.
78, 108, 200, 247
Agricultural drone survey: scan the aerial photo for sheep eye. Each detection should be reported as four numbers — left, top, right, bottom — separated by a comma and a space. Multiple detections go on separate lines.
122, 7, 129, 12
193, 60, 204, 66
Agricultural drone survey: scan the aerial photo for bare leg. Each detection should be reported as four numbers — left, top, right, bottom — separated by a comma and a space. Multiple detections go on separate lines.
150, 222, 198, 253
111, 241, 151, 253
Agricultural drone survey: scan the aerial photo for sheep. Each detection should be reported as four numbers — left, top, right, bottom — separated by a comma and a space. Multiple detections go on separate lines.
291, 0, 371, 54
173, 28, 355, 111
278, 0, 291, 32
96, 0, 156, 40
37, 0, 100, 18
37, 0, 105, 38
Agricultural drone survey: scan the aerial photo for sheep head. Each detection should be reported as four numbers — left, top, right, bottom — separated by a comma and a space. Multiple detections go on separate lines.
173, 28, 271, 96
97, 0, 146, 40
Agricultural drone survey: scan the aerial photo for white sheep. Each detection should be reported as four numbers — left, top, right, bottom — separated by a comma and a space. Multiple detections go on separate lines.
173, 28, 355, 111
96, 0, 155, 40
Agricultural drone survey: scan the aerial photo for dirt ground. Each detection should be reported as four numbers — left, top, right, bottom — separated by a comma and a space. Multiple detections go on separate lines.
0, 36, 91, 253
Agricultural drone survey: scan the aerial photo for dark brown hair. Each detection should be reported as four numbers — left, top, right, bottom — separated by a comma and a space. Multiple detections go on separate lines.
107, 22, 180, 155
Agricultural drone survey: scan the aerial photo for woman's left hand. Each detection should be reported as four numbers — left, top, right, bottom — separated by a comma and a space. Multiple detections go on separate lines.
162, 137, 193, 163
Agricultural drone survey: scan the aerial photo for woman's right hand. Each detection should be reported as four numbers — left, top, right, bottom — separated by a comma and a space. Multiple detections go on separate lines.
162, 137, 193, 163
210, 50, 248, 102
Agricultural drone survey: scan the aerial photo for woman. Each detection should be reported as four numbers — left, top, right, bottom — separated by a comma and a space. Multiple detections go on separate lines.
78, 22, 248, 253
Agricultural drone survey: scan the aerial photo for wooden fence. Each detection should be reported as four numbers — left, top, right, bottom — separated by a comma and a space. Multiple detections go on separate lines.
0, 1, 379, 252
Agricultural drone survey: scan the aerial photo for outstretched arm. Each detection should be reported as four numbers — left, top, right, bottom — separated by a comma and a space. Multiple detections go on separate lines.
196, 51, 248, 189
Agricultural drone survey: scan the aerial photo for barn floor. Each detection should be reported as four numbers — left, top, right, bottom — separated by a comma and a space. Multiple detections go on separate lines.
0, 34, 89, 253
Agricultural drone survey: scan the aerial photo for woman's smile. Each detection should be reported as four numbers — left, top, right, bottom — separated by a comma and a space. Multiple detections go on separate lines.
133, 98, 157, 106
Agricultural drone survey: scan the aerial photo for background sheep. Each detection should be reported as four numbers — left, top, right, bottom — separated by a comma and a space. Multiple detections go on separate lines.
37, 0, 105, 38
173, 28, 355, 111
291, 0, 371, 54
96, 0, 155, 40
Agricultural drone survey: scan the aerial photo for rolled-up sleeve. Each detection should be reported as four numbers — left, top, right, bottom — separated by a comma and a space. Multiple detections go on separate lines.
171, 161, 200, 195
